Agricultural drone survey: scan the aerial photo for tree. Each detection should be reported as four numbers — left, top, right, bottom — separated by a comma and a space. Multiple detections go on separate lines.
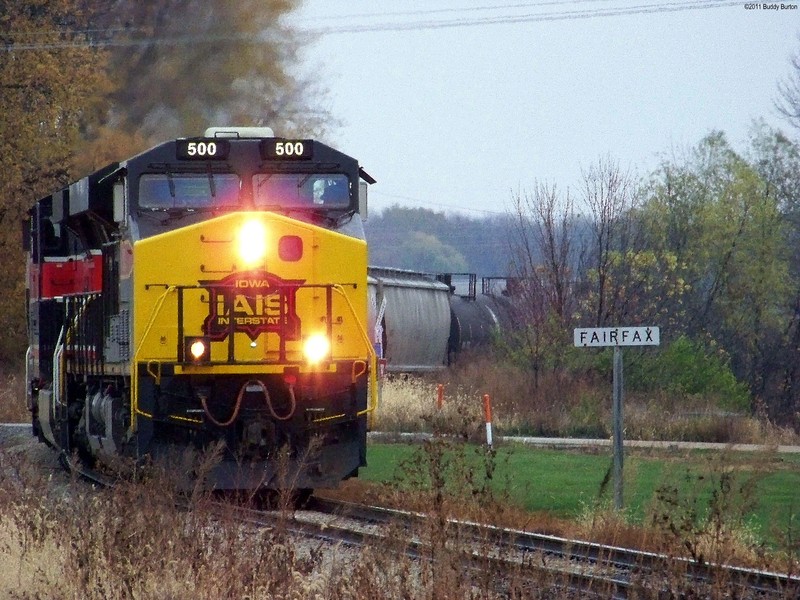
77, 0, 331, 172
747, 122, 800, 421
0, 0, 112, 365
507, 183, 577, 385
510, 183, 576, 324
364, 205, 512, 274
776, 37, 800, 134
389, 232, 468, 273
641, 131, 793, 411
578, 156, 642, 327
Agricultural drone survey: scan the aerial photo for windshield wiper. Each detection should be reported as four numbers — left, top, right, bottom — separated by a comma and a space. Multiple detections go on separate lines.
207, 167, 216, 198
296, 174, 313, 189
166, 169, 176, 198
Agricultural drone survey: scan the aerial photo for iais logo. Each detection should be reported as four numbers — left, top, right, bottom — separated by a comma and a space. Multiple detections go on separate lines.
199, 270, 305, 342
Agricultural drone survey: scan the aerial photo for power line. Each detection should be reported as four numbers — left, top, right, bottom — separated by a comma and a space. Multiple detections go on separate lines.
3, 1, 743, 51
295, 0, 636, 22
304, 0, 743, 34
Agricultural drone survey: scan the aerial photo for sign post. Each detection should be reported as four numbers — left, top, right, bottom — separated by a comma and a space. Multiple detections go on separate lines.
612, 346, 623, 511
574, 326, 660, 510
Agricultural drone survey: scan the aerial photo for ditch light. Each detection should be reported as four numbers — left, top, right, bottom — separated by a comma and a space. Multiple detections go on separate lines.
185, 336, 211, 364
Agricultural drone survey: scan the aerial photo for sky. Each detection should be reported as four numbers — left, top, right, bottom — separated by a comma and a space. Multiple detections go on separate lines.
289, 0, 799, 217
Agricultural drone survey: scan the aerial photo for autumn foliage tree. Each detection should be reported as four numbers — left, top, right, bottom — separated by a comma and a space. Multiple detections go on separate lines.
0, 0, 111, 365
80, 0, 328, 172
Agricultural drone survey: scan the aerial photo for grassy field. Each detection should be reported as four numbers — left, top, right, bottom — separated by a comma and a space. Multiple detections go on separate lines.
360, 441, 800, 553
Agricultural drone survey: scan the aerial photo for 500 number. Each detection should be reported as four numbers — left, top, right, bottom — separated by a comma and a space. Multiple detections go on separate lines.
186, 141, 218, 157
274, 141, 305, 157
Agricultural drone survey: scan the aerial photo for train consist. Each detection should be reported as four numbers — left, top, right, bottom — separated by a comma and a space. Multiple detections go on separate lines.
24, 127, 378, 492
368, 268, 514, 373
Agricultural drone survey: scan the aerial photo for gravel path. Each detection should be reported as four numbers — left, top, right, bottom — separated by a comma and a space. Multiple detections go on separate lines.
0, 423, 34, 446
0, 423, 62, 474
369, 431, 800, 453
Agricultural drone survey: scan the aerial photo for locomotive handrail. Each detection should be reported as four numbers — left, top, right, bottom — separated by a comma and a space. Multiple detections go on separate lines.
131, 285, 176, 429
331, 284, 378, 418
130, 281, 375, 429
25, 346, 32, 410
266, 284, 377, 425
52, 325, 65, 415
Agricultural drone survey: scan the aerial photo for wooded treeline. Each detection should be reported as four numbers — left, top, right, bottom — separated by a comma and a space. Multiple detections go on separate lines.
365, 207, 515, 275
507, 125, 800, 429
365, 123, 800, 428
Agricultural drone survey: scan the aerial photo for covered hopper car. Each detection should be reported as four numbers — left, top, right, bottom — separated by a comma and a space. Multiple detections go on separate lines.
368, 269, 515, 373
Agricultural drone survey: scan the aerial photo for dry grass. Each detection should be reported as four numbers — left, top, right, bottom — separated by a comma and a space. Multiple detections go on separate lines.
0, 448, 347, 599
374, 360, 800, 446
2, 437, 797, 598
0, 371, 28, 423
0, 444, 582, 599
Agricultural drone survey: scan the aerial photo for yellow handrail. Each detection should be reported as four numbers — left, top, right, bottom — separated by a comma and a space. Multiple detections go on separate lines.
331, 284, 378, 417
130, 286, 176, 430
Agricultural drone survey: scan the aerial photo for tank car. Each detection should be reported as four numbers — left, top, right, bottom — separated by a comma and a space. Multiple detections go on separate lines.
24, 127, 377, 492
443, 274, 516, 361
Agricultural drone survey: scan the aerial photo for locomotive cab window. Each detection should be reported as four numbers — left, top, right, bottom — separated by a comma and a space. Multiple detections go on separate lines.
253, 174, 350, 209
139, 173, 240, 209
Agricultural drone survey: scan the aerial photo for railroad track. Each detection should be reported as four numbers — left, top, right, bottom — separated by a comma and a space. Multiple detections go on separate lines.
202, 494, 800, 598
53, 453, 800, 598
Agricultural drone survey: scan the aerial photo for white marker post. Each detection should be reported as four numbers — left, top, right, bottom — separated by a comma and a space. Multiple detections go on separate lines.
574, 326, 660, 510
482, 394, 493, 448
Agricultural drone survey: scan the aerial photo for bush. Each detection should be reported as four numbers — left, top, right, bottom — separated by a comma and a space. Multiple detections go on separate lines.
614, 336, 750, 412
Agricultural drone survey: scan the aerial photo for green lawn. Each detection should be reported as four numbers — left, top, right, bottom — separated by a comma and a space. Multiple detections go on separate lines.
362, 441, 800, 547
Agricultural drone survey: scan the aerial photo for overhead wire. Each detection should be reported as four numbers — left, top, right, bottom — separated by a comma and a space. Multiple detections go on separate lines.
306, 1, 743, 34
3, 0, 744, 50
295, 0, 652, 21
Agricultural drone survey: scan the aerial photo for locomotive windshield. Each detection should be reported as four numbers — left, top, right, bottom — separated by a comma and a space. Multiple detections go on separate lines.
139, 173, 241, 209
253, 174, 350, 208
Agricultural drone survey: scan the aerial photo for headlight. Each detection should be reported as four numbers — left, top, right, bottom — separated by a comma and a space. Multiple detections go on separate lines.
185, 337, 210, 364
303, 333, 330, 364
237, 219, 267, 267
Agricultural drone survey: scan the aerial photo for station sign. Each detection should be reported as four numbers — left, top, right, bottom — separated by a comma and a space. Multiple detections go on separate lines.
573, 326, 660, 348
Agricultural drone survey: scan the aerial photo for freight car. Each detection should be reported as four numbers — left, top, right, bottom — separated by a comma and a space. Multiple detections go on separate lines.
24, 127, 377, 492
367, 268, 514, 373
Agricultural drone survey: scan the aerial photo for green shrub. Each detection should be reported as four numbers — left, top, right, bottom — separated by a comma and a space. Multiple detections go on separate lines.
596, 336, 750, 412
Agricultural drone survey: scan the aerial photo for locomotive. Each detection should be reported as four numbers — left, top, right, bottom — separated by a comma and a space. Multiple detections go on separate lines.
24, 127, 378, 492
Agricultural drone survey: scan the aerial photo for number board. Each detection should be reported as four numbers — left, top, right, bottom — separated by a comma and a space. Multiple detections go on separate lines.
261, 139, 313, 160
176, 139, 231, 160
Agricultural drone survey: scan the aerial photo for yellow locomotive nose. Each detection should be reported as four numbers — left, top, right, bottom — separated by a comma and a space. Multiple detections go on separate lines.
237, 219, 268, 267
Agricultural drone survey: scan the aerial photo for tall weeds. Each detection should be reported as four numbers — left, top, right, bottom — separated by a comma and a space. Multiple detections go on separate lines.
375, 359, 800, 445
0, 371, 28, 423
